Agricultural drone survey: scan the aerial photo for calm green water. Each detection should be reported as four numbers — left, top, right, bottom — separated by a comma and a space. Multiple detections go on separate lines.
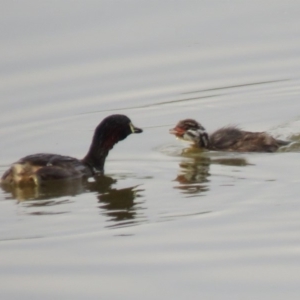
1, 1, 300, 299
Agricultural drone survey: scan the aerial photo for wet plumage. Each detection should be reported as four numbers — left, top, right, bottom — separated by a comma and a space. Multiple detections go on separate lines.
170, 119, 289, 152
1, 114, 142, 186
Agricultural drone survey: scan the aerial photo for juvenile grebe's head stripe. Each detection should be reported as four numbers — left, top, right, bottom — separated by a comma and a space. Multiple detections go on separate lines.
187, 128, 209, 148
180, 120, 205, 131
199, 131, 209, 148
170, 118, 210, 148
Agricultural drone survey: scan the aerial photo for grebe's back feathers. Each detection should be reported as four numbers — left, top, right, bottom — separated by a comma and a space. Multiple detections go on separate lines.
1, 153, 92, 186
210, 126, 283, 152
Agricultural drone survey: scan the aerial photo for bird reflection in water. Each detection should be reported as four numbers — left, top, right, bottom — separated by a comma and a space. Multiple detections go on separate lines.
1, 177, 88, 201
98, 186, 144, 228
1, 175, 145, 228
174, 150, 249, 195
1, 175, 116, 201
175, 156, 211, 195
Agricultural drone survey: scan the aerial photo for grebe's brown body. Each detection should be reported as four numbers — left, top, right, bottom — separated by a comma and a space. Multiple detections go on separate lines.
170, 119, 289, 152
1, 114, 142, 186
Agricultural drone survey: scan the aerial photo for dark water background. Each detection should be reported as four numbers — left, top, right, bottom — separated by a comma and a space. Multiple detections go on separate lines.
1, 1, 300, 299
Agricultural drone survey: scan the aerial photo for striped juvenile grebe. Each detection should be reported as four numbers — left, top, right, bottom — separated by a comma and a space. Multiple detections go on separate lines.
170, 119, 289, 152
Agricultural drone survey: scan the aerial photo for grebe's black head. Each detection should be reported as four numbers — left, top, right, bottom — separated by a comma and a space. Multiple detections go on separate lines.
169, 119, 209, 148
83, 114, 142, 173
94, 114, 142, 145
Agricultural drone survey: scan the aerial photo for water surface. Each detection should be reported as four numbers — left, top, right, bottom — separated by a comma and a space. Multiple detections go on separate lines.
1, 1, 300, 299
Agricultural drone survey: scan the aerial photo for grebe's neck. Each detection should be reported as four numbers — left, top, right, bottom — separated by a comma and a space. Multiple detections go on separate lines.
82, 148, 109, 174
82, 126, 121, 174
